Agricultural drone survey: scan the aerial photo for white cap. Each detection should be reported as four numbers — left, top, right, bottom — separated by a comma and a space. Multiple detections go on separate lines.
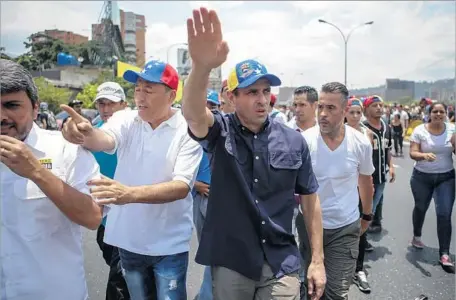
94, 82, 126, 103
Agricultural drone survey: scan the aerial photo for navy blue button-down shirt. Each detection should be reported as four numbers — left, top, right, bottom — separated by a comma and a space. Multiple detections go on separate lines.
188, 111, 318, 280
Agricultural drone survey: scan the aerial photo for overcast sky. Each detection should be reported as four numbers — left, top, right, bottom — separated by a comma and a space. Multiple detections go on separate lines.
1, 1, 454, 89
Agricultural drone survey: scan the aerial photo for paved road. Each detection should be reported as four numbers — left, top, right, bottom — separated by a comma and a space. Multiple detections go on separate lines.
83, 146, 455, 300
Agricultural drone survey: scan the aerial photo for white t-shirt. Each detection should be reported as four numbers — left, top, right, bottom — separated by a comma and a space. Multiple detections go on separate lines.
101, 109, 203, 256
286, 118, 318, 133
303, 125, 375, 229
409, 123, 455, 174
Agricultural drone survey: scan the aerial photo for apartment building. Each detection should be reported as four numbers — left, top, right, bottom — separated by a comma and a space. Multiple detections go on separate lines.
120, 9, 146, 67
34, 30, 88, 45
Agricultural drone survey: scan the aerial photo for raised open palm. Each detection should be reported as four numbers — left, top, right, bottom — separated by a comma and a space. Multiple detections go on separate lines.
187, 7, 229, 71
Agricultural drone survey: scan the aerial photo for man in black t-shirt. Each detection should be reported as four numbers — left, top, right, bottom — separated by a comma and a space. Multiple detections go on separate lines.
362, 96, 395, 235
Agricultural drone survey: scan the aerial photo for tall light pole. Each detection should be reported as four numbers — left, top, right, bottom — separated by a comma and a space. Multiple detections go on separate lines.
318, 19, 373, 87
166, 42, 188, 63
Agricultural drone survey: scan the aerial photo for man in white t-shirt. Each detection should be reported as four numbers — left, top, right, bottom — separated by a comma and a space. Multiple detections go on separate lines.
302, 82, 375, 299
286, 86, 318, 133
61, 60, 202, 299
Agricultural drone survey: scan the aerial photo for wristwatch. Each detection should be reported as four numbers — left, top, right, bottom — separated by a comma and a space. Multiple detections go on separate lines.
361, 213, 374, 221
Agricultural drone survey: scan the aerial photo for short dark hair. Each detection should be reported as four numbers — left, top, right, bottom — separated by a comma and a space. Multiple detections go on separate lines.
0, 59, 38, 106
294, 86, 318, 104
321, 82, 349, 104
429, 102, 447, 113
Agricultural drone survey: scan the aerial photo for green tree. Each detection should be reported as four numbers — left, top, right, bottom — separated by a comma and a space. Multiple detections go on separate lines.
34, 77, 73, 112
76, 82, 98, 108
76, 70, 135, 107
17, 33, 67, 70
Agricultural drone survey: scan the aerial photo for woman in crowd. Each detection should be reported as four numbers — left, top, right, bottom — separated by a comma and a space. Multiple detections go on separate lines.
391, 114, 404, 156
409, 102, 455, 273
345, 98, 374, 293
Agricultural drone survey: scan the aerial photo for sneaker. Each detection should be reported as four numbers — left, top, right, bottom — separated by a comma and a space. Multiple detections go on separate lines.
365, 241, 374, 252
439, 254, 455, 273
411, 236, 425, 249
368, 224, 382, 233
353, 271, 371, 293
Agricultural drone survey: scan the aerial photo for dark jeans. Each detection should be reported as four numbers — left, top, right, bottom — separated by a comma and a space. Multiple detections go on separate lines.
356, 200, 366, 272
371, 182, 386, 227
393, 133, 403, 153
119, 249, 188, 300
97, 225, 131, 300
410, 168, 456, 255
295, 210, 310, 300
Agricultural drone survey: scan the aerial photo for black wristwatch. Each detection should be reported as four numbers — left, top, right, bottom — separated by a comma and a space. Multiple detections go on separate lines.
361, 213, 374, 221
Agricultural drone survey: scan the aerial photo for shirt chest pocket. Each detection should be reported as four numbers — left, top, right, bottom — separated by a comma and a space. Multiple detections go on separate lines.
14, 176, 66, 241
269, 151, 302, 192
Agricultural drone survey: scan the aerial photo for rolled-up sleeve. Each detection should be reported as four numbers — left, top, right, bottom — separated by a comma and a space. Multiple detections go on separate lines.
188, 111, 225, 153
173, 135, 204, 189
295, 139, 319, 195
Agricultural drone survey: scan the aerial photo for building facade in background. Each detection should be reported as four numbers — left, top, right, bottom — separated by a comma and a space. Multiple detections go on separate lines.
119, 9, 146, 67
384, 78, 415, 103
34, 30, 88, 45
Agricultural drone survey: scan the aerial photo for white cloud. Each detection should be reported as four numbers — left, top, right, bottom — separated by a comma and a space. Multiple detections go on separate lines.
146, 1, 455, 90
0, 1, 101, 38
1, 1, 454, 90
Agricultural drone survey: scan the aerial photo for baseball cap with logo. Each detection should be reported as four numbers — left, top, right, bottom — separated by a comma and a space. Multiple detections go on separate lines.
227, 59, 281, 92
207, 89, 220, 105
123, 60, 179, 90
94, 82, 126, 103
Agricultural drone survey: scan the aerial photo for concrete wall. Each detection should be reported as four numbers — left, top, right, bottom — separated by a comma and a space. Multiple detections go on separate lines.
32, 66, 106, 89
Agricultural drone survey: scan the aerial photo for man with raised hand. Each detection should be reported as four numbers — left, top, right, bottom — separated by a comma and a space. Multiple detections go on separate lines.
182, 7, 325, 300
61, 60, 203, 300
0, 59, 103, 300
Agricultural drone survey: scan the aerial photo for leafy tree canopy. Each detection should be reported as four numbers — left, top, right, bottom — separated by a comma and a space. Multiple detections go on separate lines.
76, 70, 135, 108
34, 77, 73, 112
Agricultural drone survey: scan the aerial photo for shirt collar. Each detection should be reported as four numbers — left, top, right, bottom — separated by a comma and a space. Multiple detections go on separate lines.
233, 112, 270, 134
23, 123, 47, 154
135, 108, 183, 129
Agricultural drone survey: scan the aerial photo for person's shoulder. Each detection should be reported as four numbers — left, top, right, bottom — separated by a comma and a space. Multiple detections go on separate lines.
302, 125, 319, 139
347, 126, 371, 147
414, 123, 426, 132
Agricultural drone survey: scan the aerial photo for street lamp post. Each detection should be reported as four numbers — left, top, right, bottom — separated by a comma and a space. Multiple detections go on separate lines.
318, 19, 373, 86
166, 42, 188, 63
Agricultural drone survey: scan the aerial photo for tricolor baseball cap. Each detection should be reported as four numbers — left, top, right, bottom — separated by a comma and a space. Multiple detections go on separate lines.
207, 89, 220, 105
94, 82, 126, 103
364, 95, 384, 108
227, 59, 281, 92
123, 60, 179, 90
348, 97, 363, 108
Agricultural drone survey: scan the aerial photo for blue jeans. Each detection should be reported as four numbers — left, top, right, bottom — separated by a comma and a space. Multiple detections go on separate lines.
410, 168, 455, 255
193, 193, 213, 300
119, 249, 188, 300
372, 182, 386, 214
